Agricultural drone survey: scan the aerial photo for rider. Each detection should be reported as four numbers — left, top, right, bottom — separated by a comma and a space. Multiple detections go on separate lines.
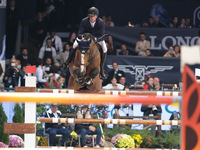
65, 7, 108, 79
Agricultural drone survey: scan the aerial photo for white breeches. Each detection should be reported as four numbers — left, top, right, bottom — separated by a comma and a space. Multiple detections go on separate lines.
97, 40, 107, 53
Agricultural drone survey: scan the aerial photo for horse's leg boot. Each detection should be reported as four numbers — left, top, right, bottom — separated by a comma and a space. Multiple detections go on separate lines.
86, 68, 99, 85
100, 52, 108, 79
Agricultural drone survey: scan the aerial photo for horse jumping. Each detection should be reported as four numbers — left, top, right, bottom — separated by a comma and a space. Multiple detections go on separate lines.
68, 34, 101, 91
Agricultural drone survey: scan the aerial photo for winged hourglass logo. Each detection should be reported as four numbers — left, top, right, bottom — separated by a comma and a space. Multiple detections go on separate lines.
107, 65, 173, 81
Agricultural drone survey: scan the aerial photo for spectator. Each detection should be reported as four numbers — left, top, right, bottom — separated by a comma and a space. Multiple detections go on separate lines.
36, 58, 46, 88
42, 30, 63, 53
30, 12, 47, 47
179, 18, 186, 28
6, 0, 19, 59
16, 47, 32, 67
153, 77, 160, 90
3, 57, 23, 88
45, 104, 70, 146
152, 16, 164, 27
43, 57, 53, 76
145, 49, 153, 56
0, 63, 5, 88
54, 43, 71, 67
185, 18, 192, 28
39, 37, 57, 62
106, 15, 115, 27
148, 16, 154, 27
75, 105, 102, 147
141, 104, 162, 117
67, 32, 77, 47
102, 77, 124, 90
163, 45, 180, 58
45, 75, 65, 89
105, 35, 116, 55
104, 61, 125, 86
20, 66, 27, 87
173, 45, 180, 57
169, 110, 181, 132
163, 45, 174, 57
143, 77, 154, 90
135, 32, 150, 56
37, 0, 56, 30
101, 15, 107, 26
142, 16, 154, 27
169, 17, 179, 28
118, 44, 129, 56
119, 76, 127, 87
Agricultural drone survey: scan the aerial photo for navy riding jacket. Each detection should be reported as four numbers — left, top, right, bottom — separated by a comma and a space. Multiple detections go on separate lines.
78, 17, 105, 38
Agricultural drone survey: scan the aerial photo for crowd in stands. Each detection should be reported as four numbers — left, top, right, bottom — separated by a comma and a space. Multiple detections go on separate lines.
4, 0, 197, 91
142, 16, 192, 28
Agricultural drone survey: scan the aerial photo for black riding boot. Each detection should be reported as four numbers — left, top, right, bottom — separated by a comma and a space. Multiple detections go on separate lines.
60, 49, 76, 70
100, 52, 108, 79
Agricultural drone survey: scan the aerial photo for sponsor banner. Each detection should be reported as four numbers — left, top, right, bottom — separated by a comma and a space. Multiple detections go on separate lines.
106, 103, 179, 130
105, 56, 181, 86
105, 27, 199, 55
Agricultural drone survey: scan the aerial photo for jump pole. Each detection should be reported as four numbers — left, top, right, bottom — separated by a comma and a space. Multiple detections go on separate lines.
0, 92, 181, 105
0, 148, 180, 150
38, 118, 181, 125
38, 89, 182, 96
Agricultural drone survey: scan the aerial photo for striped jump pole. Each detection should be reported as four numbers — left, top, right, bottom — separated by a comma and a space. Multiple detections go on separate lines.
1, 146, 180, 150
38, 118, 181, 126
0, 148, 181, 150
38, 89, 182, 96
37, 148, 180, 150
0, 92, 181, 105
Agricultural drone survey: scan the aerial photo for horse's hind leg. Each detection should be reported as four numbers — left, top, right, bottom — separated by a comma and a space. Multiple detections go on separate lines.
68, 76, 83, 91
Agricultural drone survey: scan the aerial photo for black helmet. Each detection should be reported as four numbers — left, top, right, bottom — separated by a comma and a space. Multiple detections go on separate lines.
88, 7, 99, 16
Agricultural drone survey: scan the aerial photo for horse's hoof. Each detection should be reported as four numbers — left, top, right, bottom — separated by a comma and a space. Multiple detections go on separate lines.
86, 78, 93, 86
78, 78, 86, 86
100, 71, 108, 80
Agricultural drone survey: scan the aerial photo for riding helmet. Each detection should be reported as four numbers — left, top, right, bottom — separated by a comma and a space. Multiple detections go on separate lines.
88, 7, 99, 16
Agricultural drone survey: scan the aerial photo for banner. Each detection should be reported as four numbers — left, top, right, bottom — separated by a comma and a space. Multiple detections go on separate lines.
105, 27, 199, 56
105, 56, 181, 86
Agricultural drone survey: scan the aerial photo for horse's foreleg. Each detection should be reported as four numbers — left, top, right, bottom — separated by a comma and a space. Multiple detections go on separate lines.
74, 67, 86, 86
68, 76, 83, 90
86, 68, 99, 86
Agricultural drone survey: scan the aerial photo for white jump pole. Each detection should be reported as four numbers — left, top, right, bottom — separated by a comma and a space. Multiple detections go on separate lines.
24, 76, 37, 148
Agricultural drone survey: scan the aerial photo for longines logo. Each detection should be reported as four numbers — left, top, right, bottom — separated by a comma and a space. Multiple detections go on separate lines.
107, 65, 173, 81
0, 0, 6, 8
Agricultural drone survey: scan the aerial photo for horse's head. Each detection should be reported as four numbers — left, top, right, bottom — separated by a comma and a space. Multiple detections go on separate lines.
73, 33, 94, 78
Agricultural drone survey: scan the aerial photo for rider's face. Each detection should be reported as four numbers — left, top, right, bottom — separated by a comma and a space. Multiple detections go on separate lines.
89, 15, 97, 23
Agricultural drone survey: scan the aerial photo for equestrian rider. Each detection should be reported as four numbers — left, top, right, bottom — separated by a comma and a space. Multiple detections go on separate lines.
65, 7, 108, 79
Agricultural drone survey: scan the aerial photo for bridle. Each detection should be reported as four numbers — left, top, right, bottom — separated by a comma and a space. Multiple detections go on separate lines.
76, 42, 99, 68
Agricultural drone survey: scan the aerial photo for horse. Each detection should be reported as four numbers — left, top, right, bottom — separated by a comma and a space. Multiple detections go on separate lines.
68, 34, 101, 91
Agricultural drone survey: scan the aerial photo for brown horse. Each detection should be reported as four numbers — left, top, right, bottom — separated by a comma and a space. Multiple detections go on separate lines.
68, 36, 101, 91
